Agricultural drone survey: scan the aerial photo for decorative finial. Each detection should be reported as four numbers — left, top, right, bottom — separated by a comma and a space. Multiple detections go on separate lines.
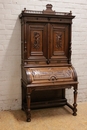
70, 11, 72, 15
46, 4, 53, 11
24, 8, 26, 12
43, 4, 55, 14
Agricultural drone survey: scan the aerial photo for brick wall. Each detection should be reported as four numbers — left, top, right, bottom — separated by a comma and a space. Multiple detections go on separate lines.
0, 0, 87, 110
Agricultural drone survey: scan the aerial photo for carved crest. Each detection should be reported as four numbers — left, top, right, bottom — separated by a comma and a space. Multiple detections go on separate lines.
43, 4, 55, 14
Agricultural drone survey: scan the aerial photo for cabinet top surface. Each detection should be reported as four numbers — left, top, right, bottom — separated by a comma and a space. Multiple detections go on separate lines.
19, 4, 75, 19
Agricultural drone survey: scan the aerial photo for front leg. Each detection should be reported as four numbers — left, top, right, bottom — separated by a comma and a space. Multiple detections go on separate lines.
73, 85, 78, 116
26, 88, 31, 122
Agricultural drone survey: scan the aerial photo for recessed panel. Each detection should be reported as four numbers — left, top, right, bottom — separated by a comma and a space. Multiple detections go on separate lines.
27, 23, 48, 62
50, 24, 69, 63
31, 30, 42, 53
53, 31, 64, 52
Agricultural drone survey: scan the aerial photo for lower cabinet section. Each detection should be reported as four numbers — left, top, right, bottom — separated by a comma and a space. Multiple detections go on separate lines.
21, 66, 78, 122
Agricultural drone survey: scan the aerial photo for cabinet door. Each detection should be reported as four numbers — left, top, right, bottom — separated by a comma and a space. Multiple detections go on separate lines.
26, 23, 48, 64
49, 24, 70, 64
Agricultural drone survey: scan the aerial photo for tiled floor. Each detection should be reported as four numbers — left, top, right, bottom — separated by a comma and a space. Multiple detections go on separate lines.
0, 102, 87, 130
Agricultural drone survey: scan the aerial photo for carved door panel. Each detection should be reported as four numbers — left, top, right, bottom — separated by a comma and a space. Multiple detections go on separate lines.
49, 24, 70, 64
26, 23, 48, 64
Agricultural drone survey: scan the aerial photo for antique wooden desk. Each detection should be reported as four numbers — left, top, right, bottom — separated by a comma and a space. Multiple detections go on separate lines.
19, 4, 78, 122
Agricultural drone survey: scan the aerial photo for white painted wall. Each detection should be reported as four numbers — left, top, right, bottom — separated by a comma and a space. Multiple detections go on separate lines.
0, 0, 87, 110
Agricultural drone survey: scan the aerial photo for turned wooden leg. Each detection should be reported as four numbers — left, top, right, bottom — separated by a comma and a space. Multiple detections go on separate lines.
26, 110, 31, 122
73, 85, 78, 116
21, 82, 24, 111
26, 88, 31, 122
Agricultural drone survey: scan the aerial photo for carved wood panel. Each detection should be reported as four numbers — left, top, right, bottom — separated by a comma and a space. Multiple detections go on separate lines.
50, 24, 69, 63
54, 31, 64, 51
27, 67, 74, 84
26, 23, 48, 61
31, 31, 42, 51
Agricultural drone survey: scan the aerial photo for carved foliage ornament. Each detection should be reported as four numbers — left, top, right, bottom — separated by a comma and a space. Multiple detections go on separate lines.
33, 32, 40, 50
56, 33, 62, 49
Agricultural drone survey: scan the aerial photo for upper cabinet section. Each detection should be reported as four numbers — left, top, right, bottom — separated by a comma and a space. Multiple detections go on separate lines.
19, 4, 75, 66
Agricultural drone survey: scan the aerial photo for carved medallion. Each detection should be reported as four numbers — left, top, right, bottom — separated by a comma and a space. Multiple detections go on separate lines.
33, 32, 40, 50
56, 33, 62, 49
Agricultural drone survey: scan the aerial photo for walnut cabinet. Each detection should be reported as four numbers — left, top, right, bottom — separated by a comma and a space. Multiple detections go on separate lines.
19, 4, 78, 122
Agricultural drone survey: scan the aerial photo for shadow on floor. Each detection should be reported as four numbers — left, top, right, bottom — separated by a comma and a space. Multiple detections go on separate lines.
9, 106, 72, 122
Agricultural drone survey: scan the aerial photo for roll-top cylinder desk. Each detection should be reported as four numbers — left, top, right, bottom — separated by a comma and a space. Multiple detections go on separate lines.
19, 4, 78, 122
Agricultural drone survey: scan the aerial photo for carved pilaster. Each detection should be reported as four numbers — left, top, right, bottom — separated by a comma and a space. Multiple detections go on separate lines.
69, 41, 72, 64
68, 24, 72, 64
24, 21, 27, 59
